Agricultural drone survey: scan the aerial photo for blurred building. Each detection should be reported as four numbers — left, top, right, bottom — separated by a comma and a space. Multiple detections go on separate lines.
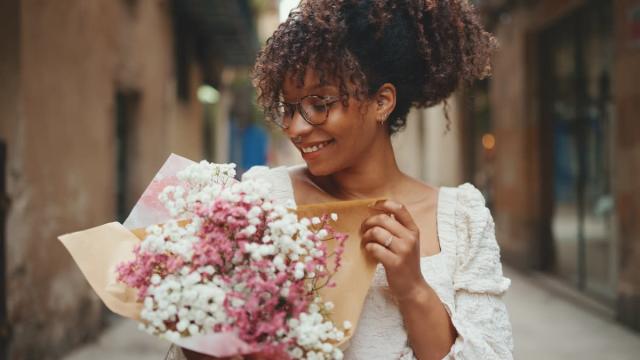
455, 0, 640, 331
391, 0, 640, 334
0, 0, 261, 358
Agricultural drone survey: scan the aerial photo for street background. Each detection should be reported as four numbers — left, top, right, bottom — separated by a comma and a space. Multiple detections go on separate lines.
1, 0, 639, 359
62, 269, 640, 360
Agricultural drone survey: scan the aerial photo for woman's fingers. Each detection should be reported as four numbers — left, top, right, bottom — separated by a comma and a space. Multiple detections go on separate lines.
362, 225, 397, 266
362, 224, 397, 251
370, 200, 419, 233
361, 212, 413, 243
365, 241, 396, 267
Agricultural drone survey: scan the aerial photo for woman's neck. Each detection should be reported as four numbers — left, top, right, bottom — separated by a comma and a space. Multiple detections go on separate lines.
311, 135, 407, 201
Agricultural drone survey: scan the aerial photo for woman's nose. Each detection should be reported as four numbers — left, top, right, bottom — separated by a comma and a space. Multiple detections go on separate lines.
284, 108, 314, 139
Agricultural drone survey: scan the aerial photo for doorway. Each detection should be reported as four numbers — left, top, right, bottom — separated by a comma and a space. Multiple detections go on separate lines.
538, 0, 616, 304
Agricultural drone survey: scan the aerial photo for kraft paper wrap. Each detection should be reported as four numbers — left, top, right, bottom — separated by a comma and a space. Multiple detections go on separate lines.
58, 198, 383, 356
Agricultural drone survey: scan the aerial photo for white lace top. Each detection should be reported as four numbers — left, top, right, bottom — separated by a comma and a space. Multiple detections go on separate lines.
165, 166, 514, 360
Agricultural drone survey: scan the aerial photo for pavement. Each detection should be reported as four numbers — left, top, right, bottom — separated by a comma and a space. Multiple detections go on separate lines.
63, 268, 640, 360
62, 318, 169, 360
504, 269, 640, 360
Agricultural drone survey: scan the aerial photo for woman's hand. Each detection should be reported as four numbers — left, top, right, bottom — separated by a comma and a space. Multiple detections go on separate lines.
361, 199, 429, 300
361, 200, 456, 359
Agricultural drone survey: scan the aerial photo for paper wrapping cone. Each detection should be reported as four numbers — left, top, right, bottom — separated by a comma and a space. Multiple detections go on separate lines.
60, 222, 144, 319
295, 198, 381, 347
59, 198, 382, 355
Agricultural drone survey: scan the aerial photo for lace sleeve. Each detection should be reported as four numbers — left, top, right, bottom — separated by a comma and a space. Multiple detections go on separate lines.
442, 183, 513, 359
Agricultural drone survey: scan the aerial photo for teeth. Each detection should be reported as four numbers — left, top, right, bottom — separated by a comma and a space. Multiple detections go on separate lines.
302, 141, 332, 153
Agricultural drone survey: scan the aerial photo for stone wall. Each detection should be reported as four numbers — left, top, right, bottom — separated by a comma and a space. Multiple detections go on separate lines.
488, 0, 640, 329
0, 0, 205, 358
487, 0, 595, 267
613, 0, 640, 331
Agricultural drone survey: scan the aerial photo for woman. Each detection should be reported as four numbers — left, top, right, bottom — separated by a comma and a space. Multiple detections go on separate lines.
173, 0, 513, 359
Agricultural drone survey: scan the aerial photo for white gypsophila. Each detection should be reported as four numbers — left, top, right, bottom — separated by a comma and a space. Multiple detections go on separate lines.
286, 297, 346, 360
158, 185, 187, 217
141, 160, 345, 357
159, 162, 237, 218
140, 272, 230, 342
138, 218, 202, 261
178, 161, 236, 190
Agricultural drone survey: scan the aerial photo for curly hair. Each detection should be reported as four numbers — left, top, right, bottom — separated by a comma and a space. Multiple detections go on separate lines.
252, 0, 496, 134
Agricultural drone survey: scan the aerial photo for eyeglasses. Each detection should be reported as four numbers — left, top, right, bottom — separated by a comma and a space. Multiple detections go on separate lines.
272, 95, 340, 129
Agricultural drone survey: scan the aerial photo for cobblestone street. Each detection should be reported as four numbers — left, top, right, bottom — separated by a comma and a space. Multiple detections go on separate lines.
62, 267, 640, 360
504, 269, 640, 360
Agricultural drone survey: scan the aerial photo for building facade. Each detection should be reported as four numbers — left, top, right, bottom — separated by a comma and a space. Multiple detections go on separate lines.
0, 0, 258, 358
463, 0, 640, 330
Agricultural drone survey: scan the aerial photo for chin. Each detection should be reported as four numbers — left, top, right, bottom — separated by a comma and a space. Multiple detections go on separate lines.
305, 161, 337, 177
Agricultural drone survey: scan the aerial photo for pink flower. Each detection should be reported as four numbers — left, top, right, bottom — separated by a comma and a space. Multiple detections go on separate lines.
116, 178, 348, 358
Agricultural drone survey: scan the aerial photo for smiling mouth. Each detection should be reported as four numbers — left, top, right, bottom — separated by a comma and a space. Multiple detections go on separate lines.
300, 140, 335, 154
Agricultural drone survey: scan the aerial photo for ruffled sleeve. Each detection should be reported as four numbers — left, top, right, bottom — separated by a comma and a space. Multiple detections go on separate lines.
443, 183, 514, 359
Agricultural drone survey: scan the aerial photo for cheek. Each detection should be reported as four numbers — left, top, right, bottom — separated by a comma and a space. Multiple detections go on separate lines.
333, 102, 375, 138
332, 110, 376, 157
347, 110, 376, 143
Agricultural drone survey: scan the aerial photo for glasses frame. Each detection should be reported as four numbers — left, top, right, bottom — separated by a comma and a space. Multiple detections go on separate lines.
273, 94, 340, 129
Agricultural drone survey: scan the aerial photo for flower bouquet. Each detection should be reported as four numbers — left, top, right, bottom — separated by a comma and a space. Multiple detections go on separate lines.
59, 154, 380, 359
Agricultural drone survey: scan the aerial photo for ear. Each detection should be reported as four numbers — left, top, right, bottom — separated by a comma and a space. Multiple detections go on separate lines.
372, 83, 396, 124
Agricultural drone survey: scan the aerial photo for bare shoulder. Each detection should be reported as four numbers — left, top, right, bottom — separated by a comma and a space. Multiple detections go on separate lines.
401, 175, 439, 209
395, 176, 441, 255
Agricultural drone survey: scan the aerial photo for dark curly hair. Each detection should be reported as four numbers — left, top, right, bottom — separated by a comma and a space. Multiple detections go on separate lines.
252, 0, 496, 134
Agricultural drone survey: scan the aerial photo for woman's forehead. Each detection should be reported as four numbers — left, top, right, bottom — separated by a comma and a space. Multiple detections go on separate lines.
282, 69, 339, 97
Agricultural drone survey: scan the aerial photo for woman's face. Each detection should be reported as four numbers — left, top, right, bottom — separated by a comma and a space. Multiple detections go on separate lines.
281, 68, 382, 176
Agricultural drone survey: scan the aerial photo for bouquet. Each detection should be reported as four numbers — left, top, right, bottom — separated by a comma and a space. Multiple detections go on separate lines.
59, 154, 380, 359
118, 160, 349, 359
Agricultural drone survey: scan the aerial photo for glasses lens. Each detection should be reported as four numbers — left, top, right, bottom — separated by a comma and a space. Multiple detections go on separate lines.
300, 96, 330, 125
273, 102, 291, 128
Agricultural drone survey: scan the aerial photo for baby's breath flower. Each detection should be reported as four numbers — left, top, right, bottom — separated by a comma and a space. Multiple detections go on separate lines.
117, 159, 347, 359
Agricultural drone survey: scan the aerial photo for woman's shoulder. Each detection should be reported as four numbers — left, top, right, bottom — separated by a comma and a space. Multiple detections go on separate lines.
437, 182, 489, 218
443, 183, 510, 293
437, 183, 496, 257
448, 183, 496, 243
455, 183, 489, 211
